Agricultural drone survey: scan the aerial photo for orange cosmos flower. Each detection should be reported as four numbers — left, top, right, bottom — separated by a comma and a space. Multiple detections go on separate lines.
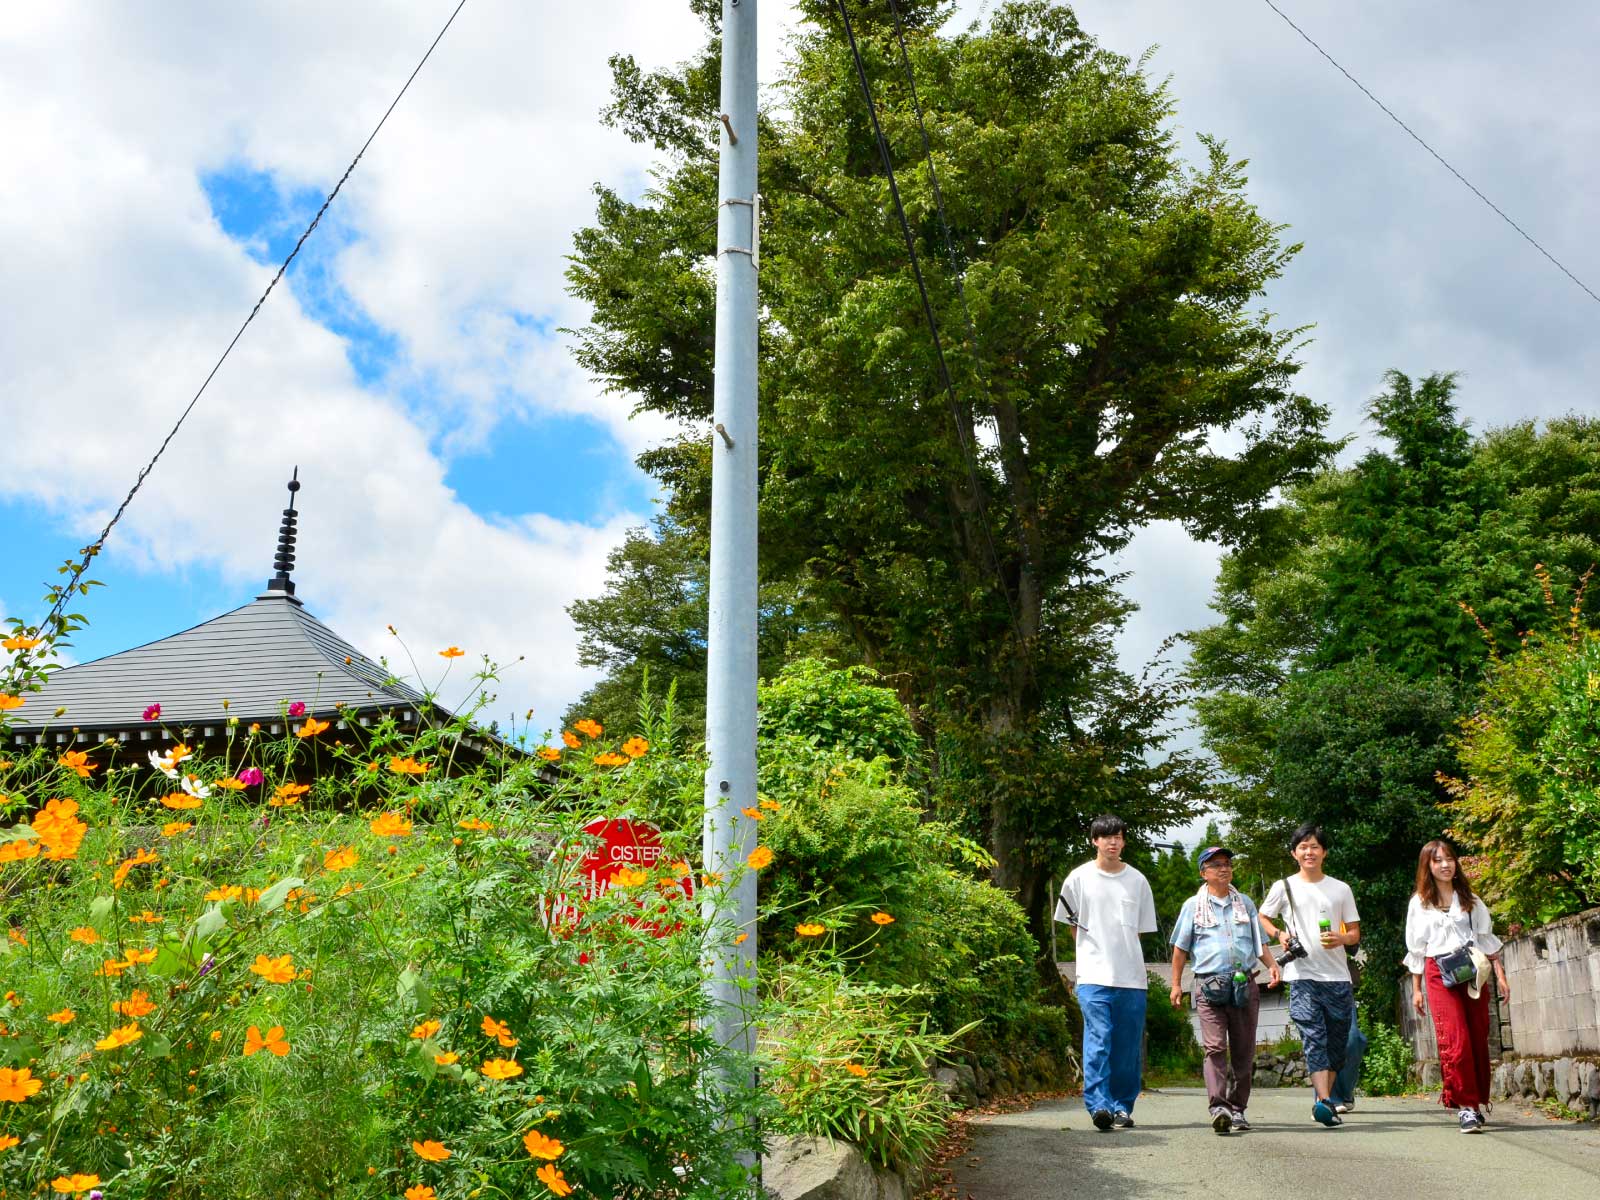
294, 717, 331, 738
870, 911, 895, 925
388, 756, 429, 776
0, 839, 39, 863
536, 746, 561, 761
113, 990, 156, 1019
214, 777, 247, 791
411, 1140, 451, 1162
32, 798, 87, 860
323, 845, 358, 872
46, 1008, 76, 1024
370, 812, 413, 837
6, 928, 24, 946
95, 1022, 143, 1051
759, 798, 782, 811
0, 1132, 18, 1151
622, 736, 649, 758
243, 1024, 290, 1057
0, 1066, 43, 1102
433, 1051, 459, 1065
127, 910, 164, 925
113, 848, 160, 889
574, 718, 603, 738
480, 1015, 517, 1047
593, 751, 628, 767
58, 750, 96, 777
97, 959, 128, 977
69, 926, 100, 944
270, 782, 310, 807
457, 817, 493, 832
0, 694, 23, 711
523, 1129, 564, 1159
481, 1057, 524, 1080
50, 1174, 101, 1195
205, 885, 243, 902
560, 730, 581, 749
536, 1163, 574, 1196
249, 954, 296, 984
1, 635, 41, 651
122, 947, 157, 965
159, 792, 202, 810
747, 846, 773, 870
610, 866, 649, 888
845, 1062, 871, 1078
796, 923, 826, 937
741, 806, 764, 822
411, 1019, 441, 1040
733, 932, 750, 946
405, 1188, 437, 1200
161, 821, 192, 837
438, 646, 465, 659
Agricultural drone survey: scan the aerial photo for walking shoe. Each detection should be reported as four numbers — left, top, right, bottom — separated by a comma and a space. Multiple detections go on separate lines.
1210, 1109, 1233, 1135
1112, 1111, 1135, 1129
1312, 1098, 1337, 1127
1458, 1108, 1482, 1134
1333, 1101, 1351, 1114
1474, 1105, 1490, 1127
1091, 1109, 1114, 1131
1230, 1111, 1251, 1132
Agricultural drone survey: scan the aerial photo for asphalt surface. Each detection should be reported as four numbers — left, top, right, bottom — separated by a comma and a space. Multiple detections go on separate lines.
949, 1087, 1600, 1200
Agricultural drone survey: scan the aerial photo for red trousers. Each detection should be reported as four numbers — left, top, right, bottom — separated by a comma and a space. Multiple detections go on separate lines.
1424, 958, 1492, 1109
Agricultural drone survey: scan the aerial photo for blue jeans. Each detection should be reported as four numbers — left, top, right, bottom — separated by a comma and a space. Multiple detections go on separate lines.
1331, 1013, 1367, 1105
1079, 984, 1147, 1115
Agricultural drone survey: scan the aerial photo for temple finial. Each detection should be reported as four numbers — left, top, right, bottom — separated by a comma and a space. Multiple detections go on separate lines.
265, 468, 302, 599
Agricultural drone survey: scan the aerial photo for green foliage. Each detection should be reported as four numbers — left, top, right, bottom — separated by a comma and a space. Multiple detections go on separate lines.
1142, 972, 1201, 1078
570, 0, 1336, 944
758, 659, 921, 771
762, 962, 956, 1172
1443, 612, 1600, 926
1360, 1022, 1413, 1097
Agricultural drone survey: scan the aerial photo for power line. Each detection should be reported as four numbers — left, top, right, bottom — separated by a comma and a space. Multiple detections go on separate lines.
18, 0, 472, 655
832, 0, 1033, 667
1260, 0, 1600, 309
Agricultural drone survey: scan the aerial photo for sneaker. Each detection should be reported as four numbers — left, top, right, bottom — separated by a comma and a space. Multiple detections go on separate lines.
1312, 1098, 1337, 1127
1230, 1111, 1251, 1132
1112, 1111, 1135, 1129
1459, 1108, 1482, 1134
1211, 1109, 1233, 1135
1329, 1112, 1344, 1126
1091, 1109, 1114, 1131
1333, 1101, 1351, 1114
1474, 1106, 1490, 1127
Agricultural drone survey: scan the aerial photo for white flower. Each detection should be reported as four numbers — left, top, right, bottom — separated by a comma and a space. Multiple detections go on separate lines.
148, 750, 179, 778
181, 773, 212, 799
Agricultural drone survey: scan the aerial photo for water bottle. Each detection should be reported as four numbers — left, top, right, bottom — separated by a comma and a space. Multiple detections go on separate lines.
1232, 967, 1247, 984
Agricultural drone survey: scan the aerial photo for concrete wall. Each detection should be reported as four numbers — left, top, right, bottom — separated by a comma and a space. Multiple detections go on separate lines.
1402, 904, 1600, 1062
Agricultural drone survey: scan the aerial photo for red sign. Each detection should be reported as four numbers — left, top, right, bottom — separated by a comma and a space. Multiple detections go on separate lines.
539, 818, 693, 935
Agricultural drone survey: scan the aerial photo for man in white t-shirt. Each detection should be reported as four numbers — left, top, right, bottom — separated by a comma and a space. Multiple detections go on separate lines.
1257, 821, 1361, 1129
1055, 813, 1158, 1131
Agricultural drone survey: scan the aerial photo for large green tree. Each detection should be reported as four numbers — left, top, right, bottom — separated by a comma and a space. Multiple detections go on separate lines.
568, 1, 1334, 953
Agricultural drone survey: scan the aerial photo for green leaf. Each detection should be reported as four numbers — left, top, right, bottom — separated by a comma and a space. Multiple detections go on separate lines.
256, 875, 305, 914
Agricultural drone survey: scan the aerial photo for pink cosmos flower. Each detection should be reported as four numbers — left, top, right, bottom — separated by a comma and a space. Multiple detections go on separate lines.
143, 703, 161, 721
287, 701, 306, 718
237, 767, 264, 787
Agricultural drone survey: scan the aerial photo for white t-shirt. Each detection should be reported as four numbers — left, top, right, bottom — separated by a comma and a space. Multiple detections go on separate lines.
1259, 875, 1360, 984
1055, 861, 1158, 989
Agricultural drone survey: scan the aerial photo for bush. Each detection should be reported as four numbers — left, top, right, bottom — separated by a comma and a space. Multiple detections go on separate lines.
1143, 973, 1202, 1077
1361, 1022, 1413, 1096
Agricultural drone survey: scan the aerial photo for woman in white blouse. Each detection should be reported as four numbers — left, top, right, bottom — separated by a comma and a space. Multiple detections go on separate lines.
1404, 839, 1510, 1133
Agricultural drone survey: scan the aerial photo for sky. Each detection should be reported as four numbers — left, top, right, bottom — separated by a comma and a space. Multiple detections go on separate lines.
3, 1, 1598, 757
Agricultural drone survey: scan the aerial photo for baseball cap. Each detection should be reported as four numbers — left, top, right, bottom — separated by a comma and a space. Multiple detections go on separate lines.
1197, 846, 1234, 867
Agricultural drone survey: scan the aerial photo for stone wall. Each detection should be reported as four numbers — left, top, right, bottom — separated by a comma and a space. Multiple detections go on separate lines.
1491, 1055, 1600, 1116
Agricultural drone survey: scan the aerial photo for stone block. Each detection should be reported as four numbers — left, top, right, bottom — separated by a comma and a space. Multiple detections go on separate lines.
1420, 1060, 1441, 1091
1491, 1064, 1508, 1101
1531, 1060, 1550, 1099
764, 1135, 907, 1200
932, 1068, 960, 1099
1554, 1057, 1575, 1103
1512, 1060, 1533, 1098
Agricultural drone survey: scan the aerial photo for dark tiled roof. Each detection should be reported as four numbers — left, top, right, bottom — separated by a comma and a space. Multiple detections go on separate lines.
14, 592, 427, 730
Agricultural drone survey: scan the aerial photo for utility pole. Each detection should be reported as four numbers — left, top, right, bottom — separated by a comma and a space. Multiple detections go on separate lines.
704, 0, 760, 1086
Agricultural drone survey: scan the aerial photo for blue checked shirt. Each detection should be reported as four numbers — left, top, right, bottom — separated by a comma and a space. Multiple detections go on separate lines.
1169, 889, 1265, 977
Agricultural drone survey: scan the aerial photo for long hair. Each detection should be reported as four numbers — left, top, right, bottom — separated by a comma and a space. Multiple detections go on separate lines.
1415, 839, 1475, 912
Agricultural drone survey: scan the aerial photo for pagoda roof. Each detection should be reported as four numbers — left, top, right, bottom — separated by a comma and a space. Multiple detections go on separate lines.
13, 591, 428, 732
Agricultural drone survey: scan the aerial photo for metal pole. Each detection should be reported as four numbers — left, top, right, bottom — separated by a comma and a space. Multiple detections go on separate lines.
704, 0, 760, 1083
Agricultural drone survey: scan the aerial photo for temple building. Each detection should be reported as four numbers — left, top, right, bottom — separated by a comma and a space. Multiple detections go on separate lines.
8, 474, 497, 765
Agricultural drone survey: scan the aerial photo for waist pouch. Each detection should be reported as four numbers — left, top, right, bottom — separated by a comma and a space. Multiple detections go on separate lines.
1434, 944, 1475, 987
1198, 974, 1253, 1007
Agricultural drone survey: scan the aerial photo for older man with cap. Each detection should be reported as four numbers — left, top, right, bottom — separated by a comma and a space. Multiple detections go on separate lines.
1169, 846, 1282, 1134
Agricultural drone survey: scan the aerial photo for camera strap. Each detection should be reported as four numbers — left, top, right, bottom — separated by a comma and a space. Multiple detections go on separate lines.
1281, 875, 1305, 942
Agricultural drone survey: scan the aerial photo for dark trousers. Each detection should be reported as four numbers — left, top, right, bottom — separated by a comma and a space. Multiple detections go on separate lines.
1196, 986, 1259, 1114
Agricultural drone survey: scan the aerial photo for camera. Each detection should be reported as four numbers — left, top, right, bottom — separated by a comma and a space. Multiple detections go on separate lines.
1275, 934, 1308, 967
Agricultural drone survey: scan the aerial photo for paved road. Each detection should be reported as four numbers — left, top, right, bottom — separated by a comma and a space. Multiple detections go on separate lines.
949, 1088, 1600, 1199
